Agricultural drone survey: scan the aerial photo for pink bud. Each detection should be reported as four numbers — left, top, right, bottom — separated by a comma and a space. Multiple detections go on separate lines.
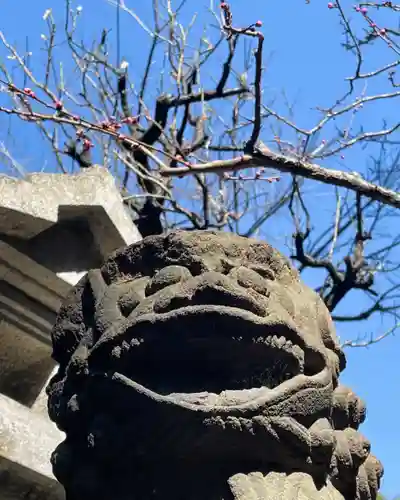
380, 28, 386, 35
255, 20, 263, 27
361, 7, 368, 13
328, 2, 334, 8
122, 116, 139, 125
23, 87, 36, 98
83, 138, 94, 150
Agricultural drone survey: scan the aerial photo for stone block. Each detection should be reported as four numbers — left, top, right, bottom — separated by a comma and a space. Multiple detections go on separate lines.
0, 242, 69, 405
0, 166, 142, 405
0, 167, 141, 498
0, 393, 64, 500
0, 165, 141, 259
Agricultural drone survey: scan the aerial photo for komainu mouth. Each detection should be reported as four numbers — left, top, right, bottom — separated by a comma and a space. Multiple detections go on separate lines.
47, 231, 383, 500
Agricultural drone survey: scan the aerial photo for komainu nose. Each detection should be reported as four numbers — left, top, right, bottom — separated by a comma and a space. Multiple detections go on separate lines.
153, 271, 267, 317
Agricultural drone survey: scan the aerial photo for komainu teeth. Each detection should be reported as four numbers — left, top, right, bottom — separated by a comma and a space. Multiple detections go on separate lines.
292, 345, 304, 359
276, 336, 286, 348
231, 336, 243, 341
254, 336, 267, 344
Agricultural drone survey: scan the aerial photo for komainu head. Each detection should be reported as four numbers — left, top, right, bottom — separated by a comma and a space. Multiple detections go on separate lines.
47, 231, 382, 499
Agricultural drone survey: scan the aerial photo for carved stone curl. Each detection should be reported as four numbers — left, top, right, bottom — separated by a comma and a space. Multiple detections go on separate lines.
46, 231, 383, 499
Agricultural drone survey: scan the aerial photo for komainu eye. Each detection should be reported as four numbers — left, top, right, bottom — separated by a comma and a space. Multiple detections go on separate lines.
248, 264, 276, 281
118, 291, 142, 317
229, 266, 270, 295
117, 277, 149, 317
145, 266, 192, 296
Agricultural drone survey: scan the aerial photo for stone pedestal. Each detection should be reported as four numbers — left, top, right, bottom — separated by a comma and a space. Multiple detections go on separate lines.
0, 167, 141, 499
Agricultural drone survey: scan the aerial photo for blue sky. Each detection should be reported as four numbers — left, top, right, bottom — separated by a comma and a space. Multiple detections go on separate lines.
0, 0, 399, 496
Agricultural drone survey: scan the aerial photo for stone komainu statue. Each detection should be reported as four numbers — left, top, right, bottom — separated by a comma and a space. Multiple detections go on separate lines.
46, 231, 383, 500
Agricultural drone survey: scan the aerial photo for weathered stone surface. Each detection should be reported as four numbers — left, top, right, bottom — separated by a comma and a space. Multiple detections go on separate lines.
0, 166, 142, 405
0, 242, 70, 405
0, 166, 141, 258
0, 246, 69, 500
47, 230, 383, 499
0, 167, 141, 499
0, 393, 64, 500
229, 471, 344, 499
